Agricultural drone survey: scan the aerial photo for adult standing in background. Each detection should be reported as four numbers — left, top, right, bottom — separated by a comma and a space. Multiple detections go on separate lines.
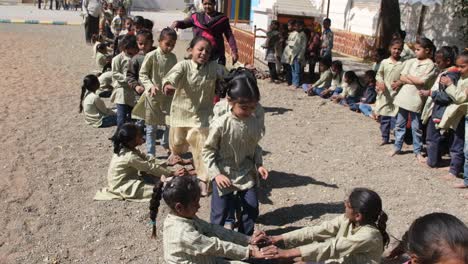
171, 0, 238, 65
83, 0, 102, 44
320, 18, 334, 61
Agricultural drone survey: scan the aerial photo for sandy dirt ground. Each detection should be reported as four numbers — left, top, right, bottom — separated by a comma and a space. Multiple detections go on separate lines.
0, 24, 467, 264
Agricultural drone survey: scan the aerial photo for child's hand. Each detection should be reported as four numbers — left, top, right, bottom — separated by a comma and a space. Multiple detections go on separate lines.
261, 245, 288, 259
391, 80, 402, 91
163, 84, 176, 96
135, 85, 145, 94
150, 86, 159, 97
250, 230, 270, 246
258, 166, 268, 180
440, 76, 453, 86
172, 168, 187, 177
215, 174, 232, 188
376, 82, 385, 92
320, 89, 330, 96
249, 246, 264, 259
418, 90, 431, 97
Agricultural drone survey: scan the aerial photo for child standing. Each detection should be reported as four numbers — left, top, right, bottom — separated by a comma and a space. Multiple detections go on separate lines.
79, 75, 116, 128
94, 123, 186, 201
391, 37, 437, 162
111, 6, 126, 37
281, 20, 298, 86
149, 176, 268, 262
305, 58, 332, 96
110, 34, 140, 128
375, 39, 404, 145
331, 71, 361, 106
162, 36, 226, 196
139, 28, 178, 156
354, 70, 377, 115
256, 20, 280, 83
203, 71, 268, 236
261, 188, 389, 263
320, 18, 334, 61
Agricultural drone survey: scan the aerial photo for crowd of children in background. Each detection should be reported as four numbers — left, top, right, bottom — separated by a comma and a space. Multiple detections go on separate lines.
76, 5, 468, 262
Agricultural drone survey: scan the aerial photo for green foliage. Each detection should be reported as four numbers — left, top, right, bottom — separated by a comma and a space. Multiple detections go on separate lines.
453, 0, 468, 41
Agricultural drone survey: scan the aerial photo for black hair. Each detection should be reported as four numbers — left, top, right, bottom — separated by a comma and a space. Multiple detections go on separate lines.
399, 30, 406, 40
202, 0, 216, 4
270, 20, 279, 28
344, 71, 359, 84
134, 16, 144, 27
125, 17, 133, 23
120, 34, 138, 51
137, 29, 153, 42
435, 46, 457, 66
149, 176, 201, 238
159, 27, 178, 41
331, 60, 343, 72
348, 188, 389, 247
96, 43, 107, 53
365, 70, 376, 83
319, 57, 332, 68
459, 50, 468, 62
218, 67, 260, 102
143, 19, 154, 31
287, 19, 297, 25
296, 20, 304, 26
389, 38, 403, 48
323, 18, 331, 24
375, 48, 387, 62
415, 37, 436, 59
110, 123, 140, 154
189, 36, 212, 51
79, 74, 100, 113
407, 213, 468, 264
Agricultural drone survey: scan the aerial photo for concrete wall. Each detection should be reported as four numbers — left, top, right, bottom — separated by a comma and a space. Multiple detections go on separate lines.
326, 0, 380, 36
400, 0, 466, 49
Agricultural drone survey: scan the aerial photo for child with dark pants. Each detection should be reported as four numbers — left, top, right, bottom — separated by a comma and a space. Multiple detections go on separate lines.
203, 71, 268, 235
256, 20, 280, 83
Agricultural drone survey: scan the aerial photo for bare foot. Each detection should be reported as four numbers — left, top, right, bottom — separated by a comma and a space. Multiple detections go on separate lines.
167, 154, 193, 166
437, 166, 450, 172
416, 154, 426, 164
453, 180, 467, 189
379, 140, 389, 146
198, 181, 208, 197
388, 149, 400, 157
440, 173, 456, 181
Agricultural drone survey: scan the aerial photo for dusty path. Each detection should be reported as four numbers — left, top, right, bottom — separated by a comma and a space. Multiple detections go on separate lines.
0, 24, 466, 264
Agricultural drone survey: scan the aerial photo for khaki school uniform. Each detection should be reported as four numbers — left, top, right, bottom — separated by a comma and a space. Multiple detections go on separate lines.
400, 43, 415, 61
82, 92, 114, 127
282, 214, 383, 264
162, 60, 225, 182
96, 52, 113, 92
94, 147, 172, 202
393, 58, 437, 113
163, 213, 250, 264
329, 71, 344, 91
421, 69, 448, 124
110, 52, 136, 106
212, 99, 265, 136
95, 52, 108, 71
281, 31, 298, 64
313, 69, 333, 88
203, 112, 263, 196
375, 58, 404, 116
138, 47, 178, 125
439, 76, 468, 130
341, 82, 359, 98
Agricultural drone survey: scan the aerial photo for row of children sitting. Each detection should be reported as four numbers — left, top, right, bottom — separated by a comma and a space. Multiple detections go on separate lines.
301, 34, 468, 193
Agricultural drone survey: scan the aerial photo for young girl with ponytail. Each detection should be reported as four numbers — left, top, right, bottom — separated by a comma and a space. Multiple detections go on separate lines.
79, 74, 117, 128
94, 123, 186, 201
149, 176, 269, 263
260, 188, 389, 264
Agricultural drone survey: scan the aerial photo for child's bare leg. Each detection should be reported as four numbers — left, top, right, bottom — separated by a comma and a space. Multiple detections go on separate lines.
440, 172, 457, 181
416, 153, 426, 164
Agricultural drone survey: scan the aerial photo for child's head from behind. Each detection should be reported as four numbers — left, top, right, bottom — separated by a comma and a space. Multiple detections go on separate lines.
134, 16, 144, 31
222, 68, 260, 119
96, 43, 108, 54
120, 34, 139, 56
158, 27, 178, 54
344, 71, 358, 84
346, 188, 389, 247
456, 50, 468, 77
79, 74, 100, 113
331, 60, 343, 74
389, 38, 403, 59
269, 20, 279, 31
137, 30, 154, 54
110, 123, 144, 154
143, 19, 154, 31
415, 37, 435, 60
373, 48, 387, 63
364, 70, 376, 85
295, 20, 304, 32
407, 213, 468, 264
149, 176, 201, 237
319, 58, 332, 72
188, 36, 212, 65
434, 46, 457, 70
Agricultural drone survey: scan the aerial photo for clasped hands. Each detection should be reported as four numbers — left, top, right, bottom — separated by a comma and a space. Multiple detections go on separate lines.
249, 233, 297, 260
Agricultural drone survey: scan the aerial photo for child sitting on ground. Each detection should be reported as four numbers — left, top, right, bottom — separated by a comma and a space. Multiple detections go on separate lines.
79, 74, 116, 128
150, 176, 269, 262
332, 71, 361, 106
95, 43, 113, 97
305, 58, 333, 96
120, 17, 135, 36
94, 123, 186, 201
318, 60, 344, 98
352, 70, 377, 116
260, 188, 389, 263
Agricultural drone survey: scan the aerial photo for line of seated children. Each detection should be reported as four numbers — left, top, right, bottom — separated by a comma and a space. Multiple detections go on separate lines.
304, 58, 333, 96
352, 70, 377, 117
331, 70, 361, 106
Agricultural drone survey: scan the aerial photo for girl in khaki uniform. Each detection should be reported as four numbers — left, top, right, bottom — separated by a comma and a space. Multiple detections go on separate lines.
162, 36, 226, 195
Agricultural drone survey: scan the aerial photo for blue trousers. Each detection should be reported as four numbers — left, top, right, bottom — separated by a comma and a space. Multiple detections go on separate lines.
358, 104, 373, 116
291, 58, 301, 87
116, 104, 133, 128
394, 108, 423, 154
283, 63, 292, 85
380, 116, 393, 143
210, 181, 259, 235
146, 125, 170, 156
464, 116, 468, 186
99, 115, 117, 128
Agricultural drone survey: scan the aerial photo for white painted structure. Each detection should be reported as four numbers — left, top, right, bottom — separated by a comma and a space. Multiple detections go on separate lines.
132, 0, 186, 11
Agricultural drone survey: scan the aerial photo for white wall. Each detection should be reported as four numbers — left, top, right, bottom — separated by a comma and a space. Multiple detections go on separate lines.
326, 0, 380, 36
132, 0, 186, 11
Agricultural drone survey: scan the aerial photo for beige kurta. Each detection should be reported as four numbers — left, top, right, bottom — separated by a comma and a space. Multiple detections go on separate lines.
375, 58, 404, 116
137, 47, 178, 125
341, 81, 359, 98
420, 68, 449, 124
82, 92, 114, 128
110, 52, 136, 106
95, 52, 108, 72
393, 58, 437, 113
313, 69, 333, 88
282, 214, 384, 264
281, 31, 297, 64
212, 99, 265, 136
162, 60, 225, 128
163, 213, 250, 264
94, 147, 172, 202
439, 76, 468, 130
203, 112, 263, 196
400, 43, 415, 62
329, 71, 344, 91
